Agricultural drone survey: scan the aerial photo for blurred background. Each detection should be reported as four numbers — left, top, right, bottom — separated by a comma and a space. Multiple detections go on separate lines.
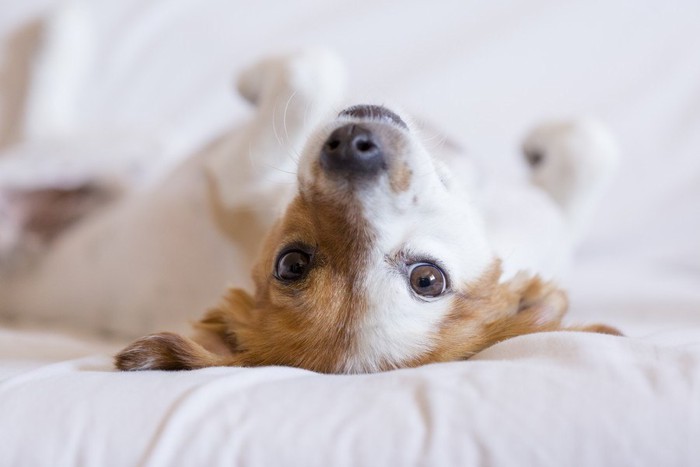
1, 0, 699, 334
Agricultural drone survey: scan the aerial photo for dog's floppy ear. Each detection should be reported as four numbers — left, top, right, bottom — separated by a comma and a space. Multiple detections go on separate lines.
428, 270, 622, 364
479, 273, 570, 343
115, 289, 256, 371
114, 332, 237, 371
191, 288, 257, 356
481, 272, 622, 344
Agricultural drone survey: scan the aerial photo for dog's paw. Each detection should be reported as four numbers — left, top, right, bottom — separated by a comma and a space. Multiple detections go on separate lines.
522, 119, 619, 203
521, 119, 620, 237
114, 332, 215, 371
523, 118, 618, 171
236, 47, 346, 108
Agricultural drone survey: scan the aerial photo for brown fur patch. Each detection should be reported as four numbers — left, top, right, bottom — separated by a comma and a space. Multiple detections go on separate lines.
568, 323, 623, 336
192, 288, 256, 355
389, 161, 412, 193
115, 167, 381, 373
205, 190, 376, 373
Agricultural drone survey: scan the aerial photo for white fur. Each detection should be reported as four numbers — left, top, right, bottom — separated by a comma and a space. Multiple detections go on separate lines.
0, 49, 618, 350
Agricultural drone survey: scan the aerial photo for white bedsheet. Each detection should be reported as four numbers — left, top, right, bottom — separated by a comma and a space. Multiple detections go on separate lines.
1, 327, 699, 467
1, 1, 700, 466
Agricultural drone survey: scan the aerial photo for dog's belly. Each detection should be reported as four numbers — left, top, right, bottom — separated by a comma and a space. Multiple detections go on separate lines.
480, 182, 573, 282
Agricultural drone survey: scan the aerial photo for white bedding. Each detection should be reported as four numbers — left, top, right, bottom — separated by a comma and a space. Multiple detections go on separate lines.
2, 327, 699, 466
1, 1, 700, 465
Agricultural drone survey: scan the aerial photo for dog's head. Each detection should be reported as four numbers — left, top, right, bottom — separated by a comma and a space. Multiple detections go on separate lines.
223, 105, 563, 373
116, 106, 619, 373
115, 105, 621, 374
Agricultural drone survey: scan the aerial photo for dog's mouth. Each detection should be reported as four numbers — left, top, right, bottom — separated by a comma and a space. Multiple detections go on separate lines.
337, 104, 408, 130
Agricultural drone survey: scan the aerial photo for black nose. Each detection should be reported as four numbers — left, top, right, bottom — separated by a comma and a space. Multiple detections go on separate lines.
320, 124, 386, 176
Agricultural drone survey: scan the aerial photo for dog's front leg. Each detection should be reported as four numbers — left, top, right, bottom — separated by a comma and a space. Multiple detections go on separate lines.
207, 48, 347, 211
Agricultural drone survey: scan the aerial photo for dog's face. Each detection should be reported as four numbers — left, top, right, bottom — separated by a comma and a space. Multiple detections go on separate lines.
115, 105, 619, 374
237, 105, 512, 373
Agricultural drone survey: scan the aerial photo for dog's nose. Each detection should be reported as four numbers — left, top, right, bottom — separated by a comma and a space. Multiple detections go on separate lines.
320, 124, 386, 176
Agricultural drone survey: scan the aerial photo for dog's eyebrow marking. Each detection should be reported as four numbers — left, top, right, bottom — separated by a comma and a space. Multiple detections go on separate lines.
339, 105, 408, 130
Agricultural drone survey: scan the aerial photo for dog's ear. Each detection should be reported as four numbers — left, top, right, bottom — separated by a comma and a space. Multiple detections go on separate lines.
191, 288, 257, 355
429, 271, 621, 363
482, 273, 623, 342
420, 270, 573, 363
479, 273, 569, 342
114, 332, 237, 371
114, 289, 256, 372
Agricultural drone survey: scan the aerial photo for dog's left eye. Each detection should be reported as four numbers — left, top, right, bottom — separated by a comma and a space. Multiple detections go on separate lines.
276, 250, 311, 281
408, 263, 447, 298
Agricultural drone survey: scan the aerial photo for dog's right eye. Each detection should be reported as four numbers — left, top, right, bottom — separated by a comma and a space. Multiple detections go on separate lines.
408, 263, 447, 299
276, 250, 311, 281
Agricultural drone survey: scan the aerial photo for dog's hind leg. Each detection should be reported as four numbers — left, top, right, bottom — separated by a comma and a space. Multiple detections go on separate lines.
521, 119, 619, 240
208, 48, 347, 209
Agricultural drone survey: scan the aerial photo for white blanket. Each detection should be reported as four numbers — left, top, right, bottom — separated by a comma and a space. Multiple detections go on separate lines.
2, 327, 699, 466
1, 1, 699, 465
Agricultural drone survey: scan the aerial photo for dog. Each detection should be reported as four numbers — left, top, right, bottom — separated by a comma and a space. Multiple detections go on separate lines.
0, 49, 620, 373
112, 50, 620, 374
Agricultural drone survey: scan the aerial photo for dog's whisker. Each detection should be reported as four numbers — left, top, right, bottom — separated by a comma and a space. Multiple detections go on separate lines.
419, 131, 443, 143
425, 136, 448, 152
288, 148, 302, 164
246, 141, 256, 170
247, 139, 298, 175
249, 149, 298, 177
271, 102, 285, 151
282, 90, 297, 144
303, 100, 311, 129
262, 164, 297, 176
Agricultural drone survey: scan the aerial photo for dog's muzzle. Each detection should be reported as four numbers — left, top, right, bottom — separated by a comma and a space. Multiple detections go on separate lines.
320, 123, 387, 177
320, 105, 408, 178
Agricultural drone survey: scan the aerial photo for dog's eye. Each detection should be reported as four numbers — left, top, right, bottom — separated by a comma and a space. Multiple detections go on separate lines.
408, 263, 447, 298
276, 250, 311, 281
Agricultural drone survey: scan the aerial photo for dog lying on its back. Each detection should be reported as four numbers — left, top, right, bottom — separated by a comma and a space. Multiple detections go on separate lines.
112, 51, 621, 374
0, 49, 620, 373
